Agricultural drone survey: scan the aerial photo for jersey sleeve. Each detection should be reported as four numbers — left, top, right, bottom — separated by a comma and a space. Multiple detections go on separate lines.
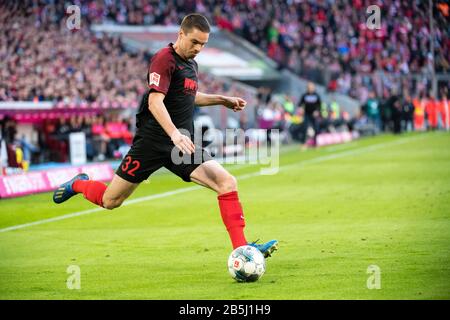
148, 50, 176, 95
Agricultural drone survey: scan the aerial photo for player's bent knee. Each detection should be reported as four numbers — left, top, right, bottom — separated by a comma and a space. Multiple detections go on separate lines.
102, 197, 124, 210
217, 174, 238, 194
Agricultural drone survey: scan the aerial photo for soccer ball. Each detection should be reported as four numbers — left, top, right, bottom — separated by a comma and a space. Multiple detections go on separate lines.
227, 245, 266, 282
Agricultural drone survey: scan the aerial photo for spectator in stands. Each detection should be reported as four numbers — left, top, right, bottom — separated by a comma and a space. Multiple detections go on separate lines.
288, 107, 306, 143
392, 96, 403, 134
439, 89, 450, 130
17, 133, 40, 168
91, 115, 109, 161
69, 115, 83, 133
55, 116, 71, 141
413, 92, 427, 131
402, 94, 415, 132
0, 116, 17, 145
0, 116, 40, 169
363, 91, 381, 133
425, 94, 439, 130
380, 90, 393, 132
104, 114, 131, 158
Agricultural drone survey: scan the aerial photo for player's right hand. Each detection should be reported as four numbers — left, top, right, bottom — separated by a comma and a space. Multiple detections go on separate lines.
170, 130, 195, 155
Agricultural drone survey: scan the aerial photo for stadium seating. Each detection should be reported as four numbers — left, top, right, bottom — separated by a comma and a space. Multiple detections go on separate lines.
1, 1, 449, 169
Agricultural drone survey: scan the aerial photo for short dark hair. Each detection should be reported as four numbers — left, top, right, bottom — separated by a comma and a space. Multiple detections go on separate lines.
181, 14, 210, 34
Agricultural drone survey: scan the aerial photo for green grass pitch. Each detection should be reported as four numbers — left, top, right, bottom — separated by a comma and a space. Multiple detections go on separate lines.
0, 132, 449, 299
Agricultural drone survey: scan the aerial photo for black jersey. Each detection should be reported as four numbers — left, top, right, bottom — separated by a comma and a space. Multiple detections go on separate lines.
136, 43, 199, 142
298, 92, 321, 116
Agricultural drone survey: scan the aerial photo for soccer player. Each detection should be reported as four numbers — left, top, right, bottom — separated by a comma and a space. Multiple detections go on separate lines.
53, 14, 278, 257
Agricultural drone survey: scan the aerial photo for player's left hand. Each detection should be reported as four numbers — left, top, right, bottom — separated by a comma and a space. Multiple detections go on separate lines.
223, 97, 247, 112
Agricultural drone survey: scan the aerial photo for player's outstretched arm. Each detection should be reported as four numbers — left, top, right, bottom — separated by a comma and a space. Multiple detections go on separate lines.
148, 92, 195, 154
195, 92, 247, 112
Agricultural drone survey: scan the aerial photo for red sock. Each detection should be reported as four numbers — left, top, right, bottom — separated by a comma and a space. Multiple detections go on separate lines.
218, 191, 247, 249
73, 180, 107, 207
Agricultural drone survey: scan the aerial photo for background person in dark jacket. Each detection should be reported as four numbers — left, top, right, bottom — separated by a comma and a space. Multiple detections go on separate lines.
402, 94, 415, 132
297, 82, 321, 146
392, 95, 403, 134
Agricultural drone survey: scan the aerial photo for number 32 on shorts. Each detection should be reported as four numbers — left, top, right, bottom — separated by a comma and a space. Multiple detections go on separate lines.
121, 156, 140, 176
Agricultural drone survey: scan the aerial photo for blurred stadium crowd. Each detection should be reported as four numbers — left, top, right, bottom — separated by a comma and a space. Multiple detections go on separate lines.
0, 0, 449, 171
14, 0, 446, 101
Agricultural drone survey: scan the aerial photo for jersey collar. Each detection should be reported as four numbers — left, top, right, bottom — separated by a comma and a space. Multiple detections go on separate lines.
169, 42, 190, 62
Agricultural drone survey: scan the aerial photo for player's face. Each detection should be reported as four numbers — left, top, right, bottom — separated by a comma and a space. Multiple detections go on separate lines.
180, 28, 209, 59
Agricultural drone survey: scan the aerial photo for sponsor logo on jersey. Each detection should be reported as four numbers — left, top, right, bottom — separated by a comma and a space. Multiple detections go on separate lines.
183, 78, 198, 96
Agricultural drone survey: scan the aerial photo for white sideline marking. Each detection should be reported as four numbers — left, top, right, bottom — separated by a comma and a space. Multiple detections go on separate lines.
0, 135, 423, 233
